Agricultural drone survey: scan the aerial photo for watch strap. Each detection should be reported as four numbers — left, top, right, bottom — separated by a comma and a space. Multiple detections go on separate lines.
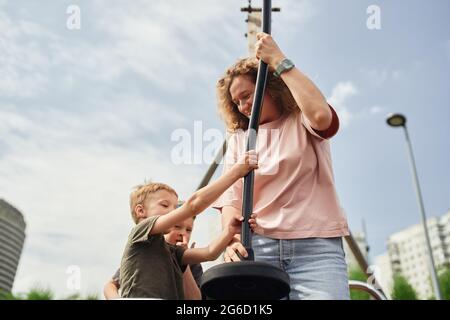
273, 58, 295, 77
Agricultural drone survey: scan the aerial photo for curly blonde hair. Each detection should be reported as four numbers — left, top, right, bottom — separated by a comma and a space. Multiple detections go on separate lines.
217, 57, 299, 132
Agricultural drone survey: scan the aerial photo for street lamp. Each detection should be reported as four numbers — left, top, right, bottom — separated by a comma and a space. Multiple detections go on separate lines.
386, 113, 442, 300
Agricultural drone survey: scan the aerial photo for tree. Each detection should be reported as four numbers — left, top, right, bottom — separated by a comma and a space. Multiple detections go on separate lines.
391, 274, 417, 300
348, 267, 370, 300
25, 287, 54, 300
0, 287, 98, 300
0, 290, 18, 300
438, 266, 450, 300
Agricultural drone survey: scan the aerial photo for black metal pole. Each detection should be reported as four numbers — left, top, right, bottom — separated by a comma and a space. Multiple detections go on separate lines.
241, 0, 271, 260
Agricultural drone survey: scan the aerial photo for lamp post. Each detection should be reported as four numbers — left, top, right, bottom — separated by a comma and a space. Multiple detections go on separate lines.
386, 113, 442, 300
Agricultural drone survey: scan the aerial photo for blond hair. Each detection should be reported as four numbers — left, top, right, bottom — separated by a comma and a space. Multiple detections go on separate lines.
129, 182, 178, 224
217, 57, 299, 132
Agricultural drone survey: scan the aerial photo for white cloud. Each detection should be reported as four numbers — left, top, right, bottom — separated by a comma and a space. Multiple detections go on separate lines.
0, 1, 242, 99
0, 12, 55, 97
327, 81, 357, 126
0, 94, 188, 150
280, 0, 318, 25
369, 105, 385, 115
327, 83, 387, 124
362, 68, 402, 87
85, 0, 241, 90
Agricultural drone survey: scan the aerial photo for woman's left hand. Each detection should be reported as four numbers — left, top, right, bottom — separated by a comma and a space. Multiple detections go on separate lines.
255, 32, 286, 69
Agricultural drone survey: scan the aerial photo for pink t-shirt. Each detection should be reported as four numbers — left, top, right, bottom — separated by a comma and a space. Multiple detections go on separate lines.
213, 106, 349, 239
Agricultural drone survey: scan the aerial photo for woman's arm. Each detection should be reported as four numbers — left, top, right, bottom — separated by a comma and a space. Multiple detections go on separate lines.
255, 32, 332, 131
279, 68, 332, 130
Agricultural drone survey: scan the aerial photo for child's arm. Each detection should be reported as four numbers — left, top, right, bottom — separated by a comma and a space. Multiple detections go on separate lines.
181, 213, 243, 265
183, 266, 202, 300
150, 150, 258, 235
103, 279, 120, 300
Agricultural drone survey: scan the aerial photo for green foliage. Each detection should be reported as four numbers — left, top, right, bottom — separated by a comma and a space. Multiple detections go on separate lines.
64, 293, 81, 300
391, 274, 418, 300
348, 267, 370, 300
85, 293, 99, 300
438, 266, 450, 300
64, 292, 98, 300
0, 290, 19, 300
25, 287, 54, 300
0, 287, 99, 300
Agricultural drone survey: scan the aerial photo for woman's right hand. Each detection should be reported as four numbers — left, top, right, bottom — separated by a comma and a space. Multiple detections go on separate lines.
224, 236, 248, 262
232, 150, 258, 178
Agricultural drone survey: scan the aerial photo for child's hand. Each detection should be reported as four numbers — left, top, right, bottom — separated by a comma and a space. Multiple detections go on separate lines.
176, 241, 188, 250
227, 213, 244, 235
233, 150, 258, 177
248, 214, 258, 232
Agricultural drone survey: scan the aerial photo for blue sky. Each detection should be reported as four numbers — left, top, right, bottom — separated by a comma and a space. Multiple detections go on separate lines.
0, 0, 449, 297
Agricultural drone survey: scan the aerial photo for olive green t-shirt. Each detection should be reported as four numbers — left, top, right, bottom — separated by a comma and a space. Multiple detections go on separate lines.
119, 215, 187, 299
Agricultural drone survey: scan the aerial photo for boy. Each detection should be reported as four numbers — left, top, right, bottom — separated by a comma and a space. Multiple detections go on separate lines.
119, 150, 257, 299
163, 214, 204, 300
103, 214, 203, 300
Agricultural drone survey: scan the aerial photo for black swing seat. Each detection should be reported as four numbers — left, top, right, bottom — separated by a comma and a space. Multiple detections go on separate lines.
200, 261, 290, 300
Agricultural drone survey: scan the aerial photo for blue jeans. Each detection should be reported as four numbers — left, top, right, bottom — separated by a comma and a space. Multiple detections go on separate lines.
252, 234, 350, 300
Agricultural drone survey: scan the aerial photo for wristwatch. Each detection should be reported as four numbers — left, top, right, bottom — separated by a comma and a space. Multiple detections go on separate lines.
273, 58, 295, 78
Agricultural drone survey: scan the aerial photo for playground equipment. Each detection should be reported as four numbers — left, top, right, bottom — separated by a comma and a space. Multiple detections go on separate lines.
200, 0, 291, 300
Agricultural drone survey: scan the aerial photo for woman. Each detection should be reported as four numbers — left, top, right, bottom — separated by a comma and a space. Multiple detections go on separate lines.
212, 33, 350, 300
